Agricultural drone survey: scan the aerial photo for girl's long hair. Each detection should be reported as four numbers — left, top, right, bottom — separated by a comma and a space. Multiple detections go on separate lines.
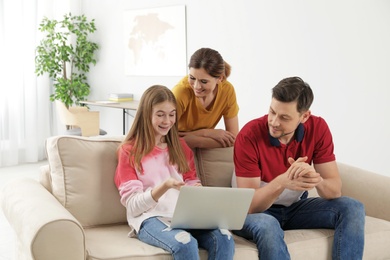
121, 85, 190, 173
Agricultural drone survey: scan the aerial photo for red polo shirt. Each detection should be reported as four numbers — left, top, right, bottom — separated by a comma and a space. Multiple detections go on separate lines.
234, 115, 335, 182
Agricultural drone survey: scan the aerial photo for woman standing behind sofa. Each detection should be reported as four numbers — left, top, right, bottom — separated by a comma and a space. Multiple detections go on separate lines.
172, 48, 239, 149
115, 85, 235, 260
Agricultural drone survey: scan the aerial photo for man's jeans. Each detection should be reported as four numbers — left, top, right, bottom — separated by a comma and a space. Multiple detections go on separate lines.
233, 196, 365, 260
138, 217, 235, 260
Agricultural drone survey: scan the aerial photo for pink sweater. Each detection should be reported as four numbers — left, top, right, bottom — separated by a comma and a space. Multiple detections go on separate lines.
115, 138, 200, 233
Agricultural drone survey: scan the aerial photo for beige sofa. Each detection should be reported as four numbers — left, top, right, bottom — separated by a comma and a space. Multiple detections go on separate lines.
1, 135, 390, 259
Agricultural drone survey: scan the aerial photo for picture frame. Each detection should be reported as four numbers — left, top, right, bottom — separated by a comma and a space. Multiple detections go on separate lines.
123, 5, 187, 76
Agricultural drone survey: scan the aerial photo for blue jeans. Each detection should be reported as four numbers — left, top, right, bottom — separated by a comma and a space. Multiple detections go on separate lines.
233, 196, 365, 260
138, 217, 235, 260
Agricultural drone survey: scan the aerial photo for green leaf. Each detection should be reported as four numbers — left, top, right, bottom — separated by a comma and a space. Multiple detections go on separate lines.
35, 13, 99, 107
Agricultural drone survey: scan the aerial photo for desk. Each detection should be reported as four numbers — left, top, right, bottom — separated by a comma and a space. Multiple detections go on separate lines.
80, 100, 139, 135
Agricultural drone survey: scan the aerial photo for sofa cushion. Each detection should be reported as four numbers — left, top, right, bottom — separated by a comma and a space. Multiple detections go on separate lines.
45, 135, 126, 227
82, 215, 390, 259
194, 147, 234, 187
84, 225, 258, 259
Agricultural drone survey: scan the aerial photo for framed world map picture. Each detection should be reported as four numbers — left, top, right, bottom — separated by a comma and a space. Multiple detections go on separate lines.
123, 5, 187, 76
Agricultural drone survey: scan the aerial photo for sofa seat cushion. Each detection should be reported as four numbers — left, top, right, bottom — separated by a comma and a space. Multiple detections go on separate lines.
84, 225, 258, 260
82, 216, 390, 259
45, 135, 127, 227
362, 216, 390, 259
284, 216, 390, 259
84, 225, 170, 260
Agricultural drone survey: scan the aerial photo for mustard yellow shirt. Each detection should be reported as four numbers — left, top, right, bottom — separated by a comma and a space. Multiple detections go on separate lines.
172, 76, 239, 132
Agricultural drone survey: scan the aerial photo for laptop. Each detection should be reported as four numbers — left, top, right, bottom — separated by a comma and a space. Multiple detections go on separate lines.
158, 186, 254, 230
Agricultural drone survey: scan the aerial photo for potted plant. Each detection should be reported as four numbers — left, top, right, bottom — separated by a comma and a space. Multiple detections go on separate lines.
35, 13, 99, 108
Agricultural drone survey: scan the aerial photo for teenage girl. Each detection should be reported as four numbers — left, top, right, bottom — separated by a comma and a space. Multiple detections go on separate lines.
115, 85, 235, 259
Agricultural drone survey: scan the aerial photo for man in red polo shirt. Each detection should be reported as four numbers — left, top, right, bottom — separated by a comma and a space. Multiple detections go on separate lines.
233, 76, 365, 259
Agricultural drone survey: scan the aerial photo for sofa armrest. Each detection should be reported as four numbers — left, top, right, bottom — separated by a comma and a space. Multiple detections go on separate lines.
1, 178, 86, 260
338, 162, 390, 221
39, 164, 52, 193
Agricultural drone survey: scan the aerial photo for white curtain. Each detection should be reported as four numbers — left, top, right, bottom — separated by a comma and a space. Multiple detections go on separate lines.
0, 0, 74, 167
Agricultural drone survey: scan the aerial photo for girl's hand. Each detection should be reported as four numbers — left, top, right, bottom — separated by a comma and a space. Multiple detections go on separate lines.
152, 178, 184, 202
165, 178, 185, 190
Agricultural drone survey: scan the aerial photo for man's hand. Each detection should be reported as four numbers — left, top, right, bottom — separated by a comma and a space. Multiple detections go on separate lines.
287, 156, 315, 179
282, 171, 323, 191
274, 156, 323, 191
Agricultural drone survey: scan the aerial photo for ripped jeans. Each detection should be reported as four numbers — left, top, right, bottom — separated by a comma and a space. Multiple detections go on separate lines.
138, 217, 235, 260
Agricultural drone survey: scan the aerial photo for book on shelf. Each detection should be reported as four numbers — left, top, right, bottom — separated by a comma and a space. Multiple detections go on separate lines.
108, 97, 133, 102
109, 93, 133, 98
109, 93, 133, 102
95, 100, 119, 104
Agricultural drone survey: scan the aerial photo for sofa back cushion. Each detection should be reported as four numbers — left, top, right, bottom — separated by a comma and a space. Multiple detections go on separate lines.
194, 147, 234, 187
45, 136, 127, 227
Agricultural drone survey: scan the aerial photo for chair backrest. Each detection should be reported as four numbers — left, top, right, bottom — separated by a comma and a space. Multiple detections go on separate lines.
55, 100, 78, 126
55, 100, 101, 136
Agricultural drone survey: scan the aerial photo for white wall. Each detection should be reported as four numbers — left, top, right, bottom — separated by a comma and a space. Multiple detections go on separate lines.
78, 0, 390, 176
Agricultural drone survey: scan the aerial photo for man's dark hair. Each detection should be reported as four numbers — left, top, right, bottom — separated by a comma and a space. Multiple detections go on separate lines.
272, 76, 314, 113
